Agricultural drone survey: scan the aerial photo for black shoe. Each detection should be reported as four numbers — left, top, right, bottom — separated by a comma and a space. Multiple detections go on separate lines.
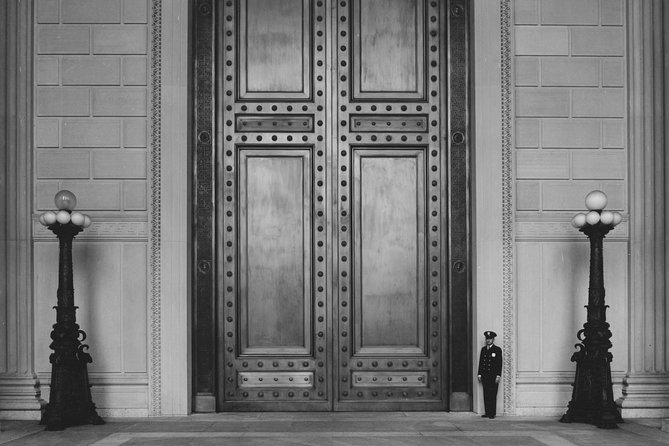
481, 414, 489, 418
489, 415, 495, 419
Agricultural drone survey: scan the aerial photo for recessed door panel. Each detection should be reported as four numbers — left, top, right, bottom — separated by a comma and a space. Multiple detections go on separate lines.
352, 0, 426, 99
238, 149, 312, 355
238, 0, 312, 98
353, 149, 426, 355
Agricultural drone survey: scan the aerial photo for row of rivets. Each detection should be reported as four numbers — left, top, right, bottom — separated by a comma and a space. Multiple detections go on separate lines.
236, 391, 313, 398
227, 104, 324, 112
224, 134, 435, 142
337, 1, 351, 395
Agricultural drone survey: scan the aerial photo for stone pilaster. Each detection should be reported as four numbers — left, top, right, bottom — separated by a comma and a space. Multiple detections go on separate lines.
623, 0, 669, 419
0, 0, 41, 419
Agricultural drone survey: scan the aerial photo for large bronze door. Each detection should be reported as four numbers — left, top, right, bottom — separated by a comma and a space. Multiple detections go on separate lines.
193, 0, 470, 411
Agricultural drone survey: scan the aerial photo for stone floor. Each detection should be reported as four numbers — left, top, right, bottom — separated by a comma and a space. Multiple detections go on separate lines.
1, 413, 669, 446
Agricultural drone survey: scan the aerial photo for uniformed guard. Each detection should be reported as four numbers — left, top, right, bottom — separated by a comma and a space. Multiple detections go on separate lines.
477, 330, 502, 418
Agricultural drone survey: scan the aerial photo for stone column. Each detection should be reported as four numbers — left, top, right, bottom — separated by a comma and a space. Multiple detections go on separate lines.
0, 0, 41, 419
623, 0, 669, 419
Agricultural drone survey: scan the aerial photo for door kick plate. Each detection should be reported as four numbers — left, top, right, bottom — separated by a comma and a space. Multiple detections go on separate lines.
238, 372, 314, 388
351, 371, 429, 387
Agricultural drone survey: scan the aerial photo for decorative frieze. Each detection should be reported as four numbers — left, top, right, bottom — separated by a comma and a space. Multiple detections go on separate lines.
33, 219, 148, 240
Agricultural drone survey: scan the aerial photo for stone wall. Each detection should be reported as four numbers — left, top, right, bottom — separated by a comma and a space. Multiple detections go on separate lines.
32, 0, 151, 417
512, 0, 628, 415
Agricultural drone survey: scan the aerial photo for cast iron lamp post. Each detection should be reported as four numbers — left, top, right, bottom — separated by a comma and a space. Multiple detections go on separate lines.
38, 190, 104, 431
560, 190, 623, 429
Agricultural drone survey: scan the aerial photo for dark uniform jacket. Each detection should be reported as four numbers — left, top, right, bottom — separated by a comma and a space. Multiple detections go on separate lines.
477, 344, 502, 377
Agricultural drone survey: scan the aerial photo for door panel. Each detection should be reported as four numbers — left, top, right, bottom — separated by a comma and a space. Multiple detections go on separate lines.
238, 149, 312, 355
238, 0, 312, 98
334, 0, 446, 410
216, 0, 330, 411
353, 0, 426, 98
192, 0, 469, 412
353, 149, 426, 354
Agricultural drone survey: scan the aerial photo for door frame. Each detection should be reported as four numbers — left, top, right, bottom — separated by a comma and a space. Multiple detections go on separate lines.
191, 0, 472, 412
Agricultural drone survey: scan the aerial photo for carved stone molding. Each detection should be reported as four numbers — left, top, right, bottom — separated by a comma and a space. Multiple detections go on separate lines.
149, 0, 163, 416
33, 220, 149, 241
515, 219, 629, 241
500, 0, 515, 416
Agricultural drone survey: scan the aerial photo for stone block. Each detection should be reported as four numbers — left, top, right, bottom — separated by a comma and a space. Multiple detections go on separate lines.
572, 28, 624, 56
515, 88, 570, 117
600, 181, 625, 210
62, 56, 121, 85
37, 26, 90, 54
516, 119, 540, 148
602, 119, 625, 148
541, 58, 599, 87
514, 0, 538, 25
35, 181, 61, 210
92, 150, 147, 178
572, 89, 625, 118
542, 119, 600, 148
62, 0, 122, 23
572, 151, 626, 179
540, 242, 592, 370
35, 119, 60, 147
516, 150, 570, 179
515, 57, 539, 86
516, 242, 541, 370
36, 87, 90, 116
62, 119, 121, 147
36, 0, 59, 24
516, 181, 541, 211
122, 243, 148, 372
515, 27, 569, 56
60, 180, 122, 210
601, 0, 623, 25
542, 181, 602, 210
124, 181, 148, 210
602, 59, 624, 87
123, 57, 148, 85
540, 0, 598, 25
123, 0, 149, 24
93, 26, 148, 54
92, 88, 148, 116
36, 150, 91, 179
123, 118, 148, 147
67, 242, 123, 373
36, 57, 59, 86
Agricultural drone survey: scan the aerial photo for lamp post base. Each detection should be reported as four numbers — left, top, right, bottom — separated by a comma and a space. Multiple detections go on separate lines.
560, 401, 622, 430
40, 356, 104, 431
559, 327, 623, 429
39, 305, 104, 430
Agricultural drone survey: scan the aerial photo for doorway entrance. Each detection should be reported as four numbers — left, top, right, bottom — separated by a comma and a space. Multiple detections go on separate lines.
193, 0, 471, 412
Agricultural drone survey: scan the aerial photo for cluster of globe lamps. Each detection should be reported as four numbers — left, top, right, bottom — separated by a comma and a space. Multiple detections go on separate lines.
571, 190, 622, 229
38, 190, 91, 228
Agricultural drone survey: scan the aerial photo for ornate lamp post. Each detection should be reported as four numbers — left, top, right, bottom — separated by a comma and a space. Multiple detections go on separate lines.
560, 190, 623, 429
38, 190, 104, 431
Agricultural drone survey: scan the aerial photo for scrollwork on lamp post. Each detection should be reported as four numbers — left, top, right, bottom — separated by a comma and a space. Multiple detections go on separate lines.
38, 190, 104, 431
560, 190, 623, 429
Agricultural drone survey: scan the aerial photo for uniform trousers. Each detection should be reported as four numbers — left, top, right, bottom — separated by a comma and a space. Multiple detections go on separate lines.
481, 374, 498, 417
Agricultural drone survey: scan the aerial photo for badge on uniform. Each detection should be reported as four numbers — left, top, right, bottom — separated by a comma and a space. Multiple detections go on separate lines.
491, 353, 496, 357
